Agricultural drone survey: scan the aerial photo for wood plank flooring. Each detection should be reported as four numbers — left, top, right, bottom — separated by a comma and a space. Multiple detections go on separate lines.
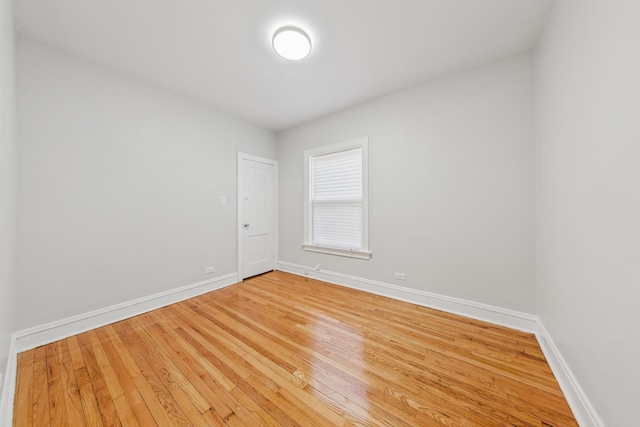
13, 271, 577, 426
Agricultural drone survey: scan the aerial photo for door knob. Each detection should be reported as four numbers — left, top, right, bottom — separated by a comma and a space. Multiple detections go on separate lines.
243, 224, 250, 228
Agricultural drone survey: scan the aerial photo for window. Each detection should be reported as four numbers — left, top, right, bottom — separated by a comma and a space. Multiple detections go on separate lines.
303, 137, 371, 259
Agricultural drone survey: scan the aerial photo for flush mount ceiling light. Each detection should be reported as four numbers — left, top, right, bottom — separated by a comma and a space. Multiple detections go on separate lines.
272, 26, 312, 60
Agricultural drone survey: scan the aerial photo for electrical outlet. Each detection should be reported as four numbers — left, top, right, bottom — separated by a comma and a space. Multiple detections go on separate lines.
220, 196, 226, 205
205, 266, 215, 274
395, 272, 405, 280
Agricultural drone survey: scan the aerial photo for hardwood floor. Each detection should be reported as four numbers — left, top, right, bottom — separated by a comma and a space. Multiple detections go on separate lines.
13, 271, 577, 426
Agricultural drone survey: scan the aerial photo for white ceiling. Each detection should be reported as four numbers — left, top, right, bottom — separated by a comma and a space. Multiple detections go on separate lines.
14, 0, 554, 131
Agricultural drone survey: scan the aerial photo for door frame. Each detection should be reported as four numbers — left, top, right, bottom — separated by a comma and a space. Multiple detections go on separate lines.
237, 152, 279, 281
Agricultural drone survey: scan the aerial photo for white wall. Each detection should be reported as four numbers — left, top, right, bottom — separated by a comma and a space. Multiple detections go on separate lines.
16, 36, 276, 330
0, 0, 16, 376
278, 53, 536, 313
536, 0, 640, 425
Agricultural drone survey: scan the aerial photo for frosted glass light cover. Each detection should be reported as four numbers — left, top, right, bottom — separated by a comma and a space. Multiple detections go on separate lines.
272, 27, 311, 60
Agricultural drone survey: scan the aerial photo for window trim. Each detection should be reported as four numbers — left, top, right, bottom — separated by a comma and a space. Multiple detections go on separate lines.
303, 137, 371, 260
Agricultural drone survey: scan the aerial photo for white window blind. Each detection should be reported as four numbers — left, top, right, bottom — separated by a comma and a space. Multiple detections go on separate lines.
311, 148, 363, 250
304, 137, 370, 259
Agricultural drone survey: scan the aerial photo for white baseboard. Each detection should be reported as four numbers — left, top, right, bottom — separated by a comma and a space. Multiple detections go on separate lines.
276, 261, 605, 427
3, 265, 604, 427
15, 273, 239, 353
0, 334, 17, 427
536, 320, 605, 427
276, 261, 538, 333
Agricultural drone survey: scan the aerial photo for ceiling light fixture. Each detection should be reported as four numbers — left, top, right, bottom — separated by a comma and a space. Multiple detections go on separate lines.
272, 26, 312, 60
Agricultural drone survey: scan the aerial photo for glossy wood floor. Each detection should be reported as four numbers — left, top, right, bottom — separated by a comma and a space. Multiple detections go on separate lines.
13, 271, 577, 426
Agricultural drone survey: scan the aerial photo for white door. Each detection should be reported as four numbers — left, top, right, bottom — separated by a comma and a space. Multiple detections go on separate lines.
238, 154, 277, 279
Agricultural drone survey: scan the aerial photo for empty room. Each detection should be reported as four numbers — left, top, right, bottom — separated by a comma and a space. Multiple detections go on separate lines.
0, 0, 638, 426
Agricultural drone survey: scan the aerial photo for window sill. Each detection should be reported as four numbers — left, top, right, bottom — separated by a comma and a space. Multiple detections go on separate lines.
302, 244, 372, 260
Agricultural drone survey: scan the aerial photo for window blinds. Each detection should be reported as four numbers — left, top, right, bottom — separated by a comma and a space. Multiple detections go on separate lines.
311, 148, 363, 250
